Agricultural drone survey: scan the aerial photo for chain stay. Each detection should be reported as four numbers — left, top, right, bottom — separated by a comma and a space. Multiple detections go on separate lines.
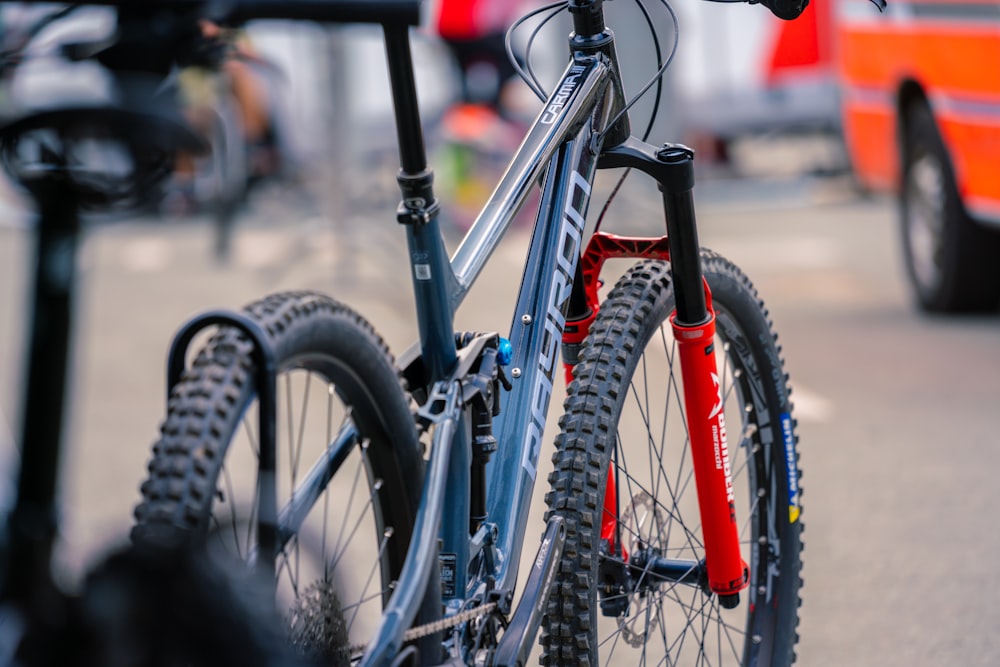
349, 602, 499, 660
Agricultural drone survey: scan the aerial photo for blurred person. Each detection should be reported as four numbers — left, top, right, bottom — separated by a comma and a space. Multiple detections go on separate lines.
168, 20, 282, 215
428, 0, 551, 148
431, 0, 529, 115
429, 0, 542, 231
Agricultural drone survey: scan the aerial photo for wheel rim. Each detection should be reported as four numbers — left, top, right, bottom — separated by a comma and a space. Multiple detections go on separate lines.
597, 313, 772, 665
905, 152, 947, 293
207, 366, 398, 661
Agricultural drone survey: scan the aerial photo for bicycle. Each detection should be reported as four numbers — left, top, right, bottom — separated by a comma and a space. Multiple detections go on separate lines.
170, 21, 287, 260
0, 4, 312, 665
122, 0, 821, 665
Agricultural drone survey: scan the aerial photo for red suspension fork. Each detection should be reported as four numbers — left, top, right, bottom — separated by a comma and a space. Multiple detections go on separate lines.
670, 288, 748, 601
562, 141, 748, 604
658, 145, 747, 602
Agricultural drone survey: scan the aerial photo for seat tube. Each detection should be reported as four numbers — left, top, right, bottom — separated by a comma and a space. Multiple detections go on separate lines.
383, 23, 457, 380
659, 145, 749, 605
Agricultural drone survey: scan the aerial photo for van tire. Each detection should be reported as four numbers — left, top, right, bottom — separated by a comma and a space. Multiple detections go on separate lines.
900, 102, 1000, 312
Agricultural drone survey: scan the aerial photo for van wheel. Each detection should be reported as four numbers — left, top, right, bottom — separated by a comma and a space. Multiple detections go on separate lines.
900, 103, 1000, 312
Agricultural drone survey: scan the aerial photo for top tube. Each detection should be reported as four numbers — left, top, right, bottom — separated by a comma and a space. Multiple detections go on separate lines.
5, 0, 424, 26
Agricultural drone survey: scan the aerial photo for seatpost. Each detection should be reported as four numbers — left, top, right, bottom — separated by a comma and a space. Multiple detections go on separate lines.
382, 24, 457, 381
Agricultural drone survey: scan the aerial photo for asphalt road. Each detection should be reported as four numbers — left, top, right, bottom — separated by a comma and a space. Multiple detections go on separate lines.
1, 169, 998, 665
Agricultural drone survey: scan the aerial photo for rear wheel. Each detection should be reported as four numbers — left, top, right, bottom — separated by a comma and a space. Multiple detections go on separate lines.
900, 102, 1000, 312
541, 254, 803, 666
132, 291, 440, 663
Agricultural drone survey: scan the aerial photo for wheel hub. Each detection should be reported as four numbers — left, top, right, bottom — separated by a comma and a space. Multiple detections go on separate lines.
907, 153, 946, 291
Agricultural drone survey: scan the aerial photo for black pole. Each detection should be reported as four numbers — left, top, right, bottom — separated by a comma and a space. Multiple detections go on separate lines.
6, 180, 80, 612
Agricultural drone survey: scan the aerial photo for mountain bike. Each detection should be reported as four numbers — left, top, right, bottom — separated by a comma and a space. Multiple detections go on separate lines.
0, 4, 310, 665
123, 0, 822, 665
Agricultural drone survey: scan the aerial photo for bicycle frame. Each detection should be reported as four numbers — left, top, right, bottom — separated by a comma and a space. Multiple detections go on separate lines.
357, 2, 748, 663
0, 1, 750, 664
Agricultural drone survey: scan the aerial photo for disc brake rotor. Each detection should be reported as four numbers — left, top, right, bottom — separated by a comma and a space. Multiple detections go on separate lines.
617, 491, 668, 648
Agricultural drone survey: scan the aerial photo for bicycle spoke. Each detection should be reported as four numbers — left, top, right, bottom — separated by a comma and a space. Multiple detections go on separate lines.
345, 528, 393, 635
329, 478, 382, 574
285, 373, 295, 479
322, 383, 334, 580
291, 372, 312, 487
276, 540, 301, 599
220, 463, 243, 559
332, 441, 369, 562
246, 470, 260, 557
243, 412, 260, 460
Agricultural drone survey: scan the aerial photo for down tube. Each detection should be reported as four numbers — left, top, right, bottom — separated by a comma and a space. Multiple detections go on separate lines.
487, 136, 599, 597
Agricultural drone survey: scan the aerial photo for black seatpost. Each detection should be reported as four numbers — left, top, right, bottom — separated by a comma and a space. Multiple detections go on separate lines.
5, 178, 81, 615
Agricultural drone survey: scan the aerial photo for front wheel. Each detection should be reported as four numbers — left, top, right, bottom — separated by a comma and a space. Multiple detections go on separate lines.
542, 253, 803, 666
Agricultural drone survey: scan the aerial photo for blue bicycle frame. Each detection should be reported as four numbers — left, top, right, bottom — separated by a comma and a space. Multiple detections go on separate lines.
357, 11, 636, 665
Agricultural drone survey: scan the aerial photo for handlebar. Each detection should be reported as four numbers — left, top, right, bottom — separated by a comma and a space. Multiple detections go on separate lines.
754, 0, 810, 20
216, 0, 422, 25
3, 0, 423, 26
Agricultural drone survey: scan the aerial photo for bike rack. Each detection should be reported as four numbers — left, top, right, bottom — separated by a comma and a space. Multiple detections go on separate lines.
165, 309, 278, 580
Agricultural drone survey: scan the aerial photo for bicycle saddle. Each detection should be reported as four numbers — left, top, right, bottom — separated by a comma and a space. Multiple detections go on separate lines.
0, 105, 204, 211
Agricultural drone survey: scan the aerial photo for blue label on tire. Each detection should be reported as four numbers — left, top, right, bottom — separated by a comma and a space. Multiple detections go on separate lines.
781, 413, 800, 523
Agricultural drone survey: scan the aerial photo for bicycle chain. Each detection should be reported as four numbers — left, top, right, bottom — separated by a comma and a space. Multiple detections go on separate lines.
348, 601, 498, 658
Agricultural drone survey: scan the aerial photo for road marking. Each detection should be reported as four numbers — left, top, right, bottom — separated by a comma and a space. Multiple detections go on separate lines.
707, 236, 844, 272
233, 229, 293, 268
120, 238, 173, 272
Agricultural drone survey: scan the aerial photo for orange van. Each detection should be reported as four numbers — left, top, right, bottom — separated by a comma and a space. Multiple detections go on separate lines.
836, 0, 1000, 312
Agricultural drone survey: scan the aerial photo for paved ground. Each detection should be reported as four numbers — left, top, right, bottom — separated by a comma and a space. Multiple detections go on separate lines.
1, 162, 998, 664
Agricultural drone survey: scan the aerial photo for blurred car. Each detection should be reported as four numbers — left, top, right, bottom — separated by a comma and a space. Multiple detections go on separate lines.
674, 1, 841, 165
836, 0, 1000, 312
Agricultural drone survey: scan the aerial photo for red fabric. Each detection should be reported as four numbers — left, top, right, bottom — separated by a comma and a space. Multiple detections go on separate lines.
764, 1, 832, 84
436, 0, 480, 39
435, 0, 520, 40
